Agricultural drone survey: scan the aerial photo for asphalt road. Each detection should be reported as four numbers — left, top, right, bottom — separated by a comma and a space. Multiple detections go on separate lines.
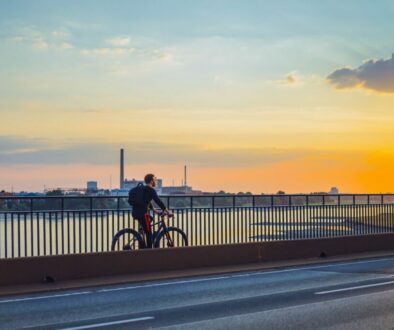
1, 256, 394, 329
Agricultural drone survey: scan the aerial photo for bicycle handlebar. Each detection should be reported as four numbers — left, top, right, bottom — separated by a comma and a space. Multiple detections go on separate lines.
156, 211, 174, 218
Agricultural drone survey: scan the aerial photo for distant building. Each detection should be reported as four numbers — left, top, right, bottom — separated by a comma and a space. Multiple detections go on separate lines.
161, 185, 193, 195
1, 191, 15, 197
16, 192, 45, 197
123, 179, 144, 190
123, 178, 163, 190
87, 181, 98, 191
329, 187, 339, 194
110, 188, 129, 196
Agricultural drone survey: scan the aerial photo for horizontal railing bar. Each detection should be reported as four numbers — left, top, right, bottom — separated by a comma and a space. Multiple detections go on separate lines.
1, 193, 394, 200
2, 203, 394, 214
1, 203, 394, 212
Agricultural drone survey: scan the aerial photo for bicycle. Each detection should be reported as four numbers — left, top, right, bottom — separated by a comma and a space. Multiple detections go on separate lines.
111, 212, 188, 250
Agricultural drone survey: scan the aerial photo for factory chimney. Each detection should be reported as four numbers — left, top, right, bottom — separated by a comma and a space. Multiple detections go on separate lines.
120, 149, 124, 189
184, 165, 187, 187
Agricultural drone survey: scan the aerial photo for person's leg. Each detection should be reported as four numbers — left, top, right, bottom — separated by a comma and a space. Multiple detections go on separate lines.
133, 212, 152, 248
143, 213, 153, 248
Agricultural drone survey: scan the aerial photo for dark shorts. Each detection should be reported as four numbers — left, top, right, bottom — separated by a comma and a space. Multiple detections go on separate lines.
132, 212, 153, 248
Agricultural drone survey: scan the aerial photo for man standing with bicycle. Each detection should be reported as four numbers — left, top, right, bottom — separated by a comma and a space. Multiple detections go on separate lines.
129, 174, 172, 248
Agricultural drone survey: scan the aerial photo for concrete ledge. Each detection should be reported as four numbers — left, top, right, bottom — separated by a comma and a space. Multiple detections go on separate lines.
1, 233, 394, 288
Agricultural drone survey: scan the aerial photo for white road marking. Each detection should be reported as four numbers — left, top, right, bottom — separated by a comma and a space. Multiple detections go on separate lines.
226, 256, 394, 278
59, 317, 154, 329
0, 291, 91, 304
97, 276, 230, 292
315, 280, 394, 295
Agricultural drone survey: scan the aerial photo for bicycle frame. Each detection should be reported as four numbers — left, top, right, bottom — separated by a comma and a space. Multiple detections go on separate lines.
139, 214, 174, 248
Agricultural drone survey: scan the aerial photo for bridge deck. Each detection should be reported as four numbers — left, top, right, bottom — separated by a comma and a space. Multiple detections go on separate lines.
1, 253, 394, 329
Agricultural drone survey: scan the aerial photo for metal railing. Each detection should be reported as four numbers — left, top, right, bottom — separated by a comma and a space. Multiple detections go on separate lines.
1, 194, 394, 258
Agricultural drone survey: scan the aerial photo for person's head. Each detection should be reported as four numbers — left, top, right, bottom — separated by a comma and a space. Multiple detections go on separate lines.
144, 173, 156, 187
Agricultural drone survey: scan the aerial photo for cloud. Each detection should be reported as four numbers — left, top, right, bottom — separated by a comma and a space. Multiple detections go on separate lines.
0, 136, 45, 154
32, 39, 49, 50
9, 36, 27, 43
52, 29, 70, 39
7, 26, 71, 51
275, 72, 303, 87
59, 42, 73, 50
107, 36, 130, 47
327, 54, 394, 93
285, 73, 296, 84
0, 136, 305, 168
80, 47, 135, 56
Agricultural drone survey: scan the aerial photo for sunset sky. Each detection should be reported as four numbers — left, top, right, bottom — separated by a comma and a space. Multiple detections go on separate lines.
1, 0, 394, 193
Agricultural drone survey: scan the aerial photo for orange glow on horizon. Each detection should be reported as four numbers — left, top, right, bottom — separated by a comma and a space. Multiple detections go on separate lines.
2, 150, 394, 194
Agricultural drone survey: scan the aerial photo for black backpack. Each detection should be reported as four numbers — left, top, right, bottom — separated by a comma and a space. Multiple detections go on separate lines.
128, 183, 145, 207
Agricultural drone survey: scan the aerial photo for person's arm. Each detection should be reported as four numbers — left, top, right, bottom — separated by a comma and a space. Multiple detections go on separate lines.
149, 202, 163, 215
150, 189, 168, 211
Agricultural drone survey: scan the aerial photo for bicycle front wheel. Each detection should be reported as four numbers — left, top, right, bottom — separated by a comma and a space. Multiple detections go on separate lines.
154, 227, 188, 248
111, 228, 146, 251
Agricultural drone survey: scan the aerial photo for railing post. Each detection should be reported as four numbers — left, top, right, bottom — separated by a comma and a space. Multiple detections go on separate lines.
61, 197, 64, 255
30, 198, 34, 257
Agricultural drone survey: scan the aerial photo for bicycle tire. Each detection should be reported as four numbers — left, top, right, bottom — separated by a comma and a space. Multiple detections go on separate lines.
154, 227, 188, 248
111, 228, 146, 251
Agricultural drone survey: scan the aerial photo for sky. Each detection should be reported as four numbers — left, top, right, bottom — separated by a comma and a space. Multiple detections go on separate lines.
1, 0, 394, 193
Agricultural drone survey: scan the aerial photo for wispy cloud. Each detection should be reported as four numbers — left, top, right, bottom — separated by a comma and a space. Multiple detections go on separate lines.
80, 47, 135, 56
7, 25, 72, 51
51, 29, 70, 39
32, 38, 49, 50
59, 42, 73, 50
107, 36, 130, 47
0, 136, 305, 167
280, 72, 302, 86
0, 136, 47, 154
266, 71, 306, 88
327, 53, 394, 93
284, 73, 297, 84
9, 36, 27, 43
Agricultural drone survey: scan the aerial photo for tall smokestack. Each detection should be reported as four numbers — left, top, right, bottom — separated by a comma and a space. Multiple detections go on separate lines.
184, 165, 187, 187
120, 149, 124, 189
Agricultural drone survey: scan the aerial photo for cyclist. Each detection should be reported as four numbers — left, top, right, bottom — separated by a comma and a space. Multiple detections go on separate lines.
131, 174, 172, 248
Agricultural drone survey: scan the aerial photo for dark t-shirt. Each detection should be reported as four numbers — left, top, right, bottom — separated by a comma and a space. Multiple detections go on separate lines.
132, 185, 166, 217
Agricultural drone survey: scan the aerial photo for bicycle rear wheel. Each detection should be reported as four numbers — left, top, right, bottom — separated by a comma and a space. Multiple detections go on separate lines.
154, 227, 188, 248
111, 228, 146, 251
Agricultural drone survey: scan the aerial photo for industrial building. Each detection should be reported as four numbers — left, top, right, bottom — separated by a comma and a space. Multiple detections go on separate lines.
118, 149, 200, 195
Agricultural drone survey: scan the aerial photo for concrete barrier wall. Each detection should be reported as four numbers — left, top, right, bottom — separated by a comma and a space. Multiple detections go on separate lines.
1, 233, 394, 287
